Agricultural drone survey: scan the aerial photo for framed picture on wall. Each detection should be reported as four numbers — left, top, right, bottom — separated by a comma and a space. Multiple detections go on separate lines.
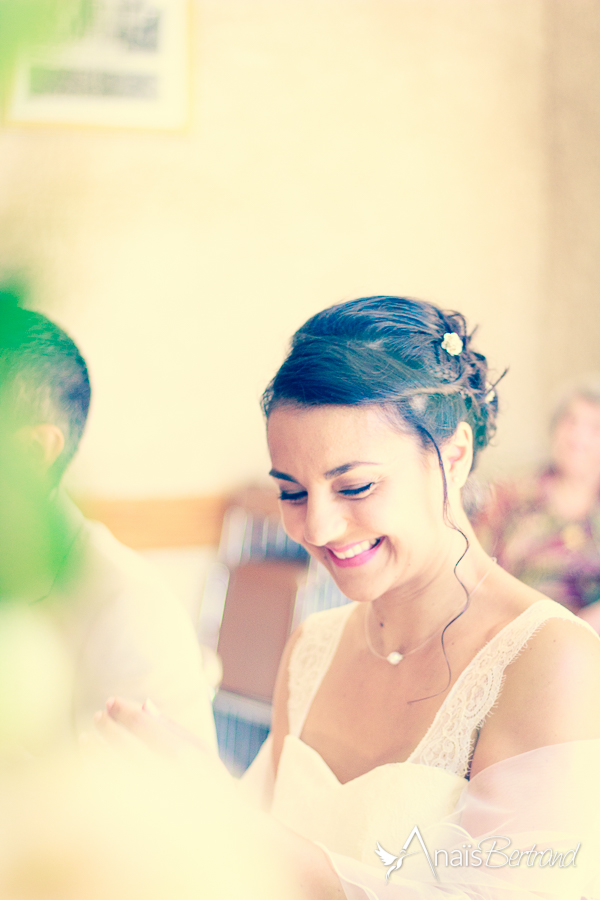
5, 0, 192, 131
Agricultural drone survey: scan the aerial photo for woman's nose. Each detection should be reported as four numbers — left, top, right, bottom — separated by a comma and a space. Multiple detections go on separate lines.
302, 496, 346, 548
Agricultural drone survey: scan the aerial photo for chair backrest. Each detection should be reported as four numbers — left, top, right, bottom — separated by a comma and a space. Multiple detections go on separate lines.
199, 490, 309, 703
216, 558, 305, 702
203, 488, 350, 773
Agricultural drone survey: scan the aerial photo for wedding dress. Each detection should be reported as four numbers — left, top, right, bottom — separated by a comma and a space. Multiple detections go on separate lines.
244, 598, 600, 899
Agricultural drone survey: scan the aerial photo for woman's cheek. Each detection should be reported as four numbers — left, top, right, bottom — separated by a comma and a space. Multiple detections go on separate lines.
359, 491, 395, 530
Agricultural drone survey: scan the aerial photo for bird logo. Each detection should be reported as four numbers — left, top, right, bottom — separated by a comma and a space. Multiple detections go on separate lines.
374, 826, 440, 882
375, 842, 420, 882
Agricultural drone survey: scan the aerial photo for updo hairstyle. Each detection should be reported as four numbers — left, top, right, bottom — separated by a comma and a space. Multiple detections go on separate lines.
262, 296, 499, 471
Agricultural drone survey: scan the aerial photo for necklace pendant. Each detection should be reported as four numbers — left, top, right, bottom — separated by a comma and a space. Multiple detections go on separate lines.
387, 651, 403, 665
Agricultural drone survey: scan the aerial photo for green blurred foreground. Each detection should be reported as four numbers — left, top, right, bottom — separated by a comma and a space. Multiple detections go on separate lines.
0, 0, 93, 102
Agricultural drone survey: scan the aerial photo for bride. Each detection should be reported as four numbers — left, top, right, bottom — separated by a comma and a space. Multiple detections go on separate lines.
100, 296, 600, 899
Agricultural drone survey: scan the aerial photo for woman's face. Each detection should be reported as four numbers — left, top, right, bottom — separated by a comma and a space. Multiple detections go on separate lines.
267, 404, 459, 603
552, 396, 600, 481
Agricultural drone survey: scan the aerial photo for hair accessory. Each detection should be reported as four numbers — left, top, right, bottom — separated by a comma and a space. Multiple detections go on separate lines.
485, 387, 496, 403
441, 333, 463, 356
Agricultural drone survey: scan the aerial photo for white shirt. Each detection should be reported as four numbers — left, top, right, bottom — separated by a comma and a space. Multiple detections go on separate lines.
43, 501, 217, 748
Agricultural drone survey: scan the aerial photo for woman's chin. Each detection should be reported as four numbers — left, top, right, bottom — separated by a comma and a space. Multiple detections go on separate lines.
327, 571, 384, 605
344, 589, 379, 604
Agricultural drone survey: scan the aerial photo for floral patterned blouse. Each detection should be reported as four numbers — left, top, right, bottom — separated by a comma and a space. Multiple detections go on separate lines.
472, 469, 600, 612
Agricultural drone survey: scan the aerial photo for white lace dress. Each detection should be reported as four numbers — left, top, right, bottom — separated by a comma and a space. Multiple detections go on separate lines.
244, 599, 600, 899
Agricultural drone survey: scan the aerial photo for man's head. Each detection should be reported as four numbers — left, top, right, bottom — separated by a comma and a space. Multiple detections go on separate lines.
0, 297, 91, 486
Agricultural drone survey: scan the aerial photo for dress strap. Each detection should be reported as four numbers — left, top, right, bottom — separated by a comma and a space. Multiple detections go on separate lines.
409, 598, 597, 777
287, 603, 355, 738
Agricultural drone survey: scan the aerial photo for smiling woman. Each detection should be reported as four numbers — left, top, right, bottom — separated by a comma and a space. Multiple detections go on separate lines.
103, 296, 600, 900
246, 295, 600, 897
262, 297, 500, 676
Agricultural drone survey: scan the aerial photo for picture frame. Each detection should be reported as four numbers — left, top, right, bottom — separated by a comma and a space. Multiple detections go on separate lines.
5, 0, 192, 131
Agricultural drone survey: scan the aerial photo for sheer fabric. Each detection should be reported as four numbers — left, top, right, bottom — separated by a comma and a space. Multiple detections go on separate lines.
243, 599, 600, 898
322, 738, 600, 899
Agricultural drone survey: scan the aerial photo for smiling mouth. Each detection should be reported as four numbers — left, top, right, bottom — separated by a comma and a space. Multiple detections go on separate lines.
328, 537, 382, 560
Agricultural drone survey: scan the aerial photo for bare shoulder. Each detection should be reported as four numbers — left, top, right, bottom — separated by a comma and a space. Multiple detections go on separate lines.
502, 613, 600, 705
270, 623, 305, 775
473, 606, 600, 774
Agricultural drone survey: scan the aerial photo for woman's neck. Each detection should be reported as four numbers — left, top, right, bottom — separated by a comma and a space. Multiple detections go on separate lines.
367, 527, 492, 655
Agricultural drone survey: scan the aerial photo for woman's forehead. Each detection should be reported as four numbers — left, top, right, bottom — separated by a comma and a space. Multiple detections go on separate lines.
268, 403, 388, 436
267, 404, 418, 468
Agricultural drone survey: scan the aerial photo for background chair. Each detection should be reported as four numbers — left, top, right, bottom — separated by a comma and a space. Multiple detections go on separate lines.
200, 487, 352, 774
199, 488, 308, 774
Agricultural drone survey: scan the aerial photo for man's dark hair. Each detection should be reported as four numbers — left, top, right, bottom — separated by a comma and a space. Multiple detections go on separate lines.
0, 295, 91, 483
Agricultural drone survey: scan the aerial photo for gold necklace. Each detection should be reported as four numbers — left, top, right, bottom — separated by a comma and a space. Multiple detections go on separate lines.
363, 561, 496, 666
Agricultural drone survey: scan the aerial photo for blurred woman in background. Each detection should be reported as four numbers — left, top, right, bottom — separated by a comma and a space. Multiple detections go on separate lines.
474, 377, 600, 620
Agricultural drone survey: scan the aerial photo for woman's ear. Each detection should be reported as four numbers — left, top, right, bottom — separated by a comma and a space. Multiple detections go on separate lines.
16, 424, 65, 472
441, 421, 473, 490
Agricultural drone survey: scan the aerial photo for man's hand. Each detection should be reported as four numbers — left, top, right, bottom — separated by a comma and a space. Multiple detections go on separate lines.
94, 696, 227, 776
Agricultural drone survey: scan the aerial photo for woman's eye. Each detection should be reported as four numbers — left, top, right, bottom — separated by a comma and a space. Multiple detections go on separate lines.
279, 490, 307, 503
340, 483, 374, 497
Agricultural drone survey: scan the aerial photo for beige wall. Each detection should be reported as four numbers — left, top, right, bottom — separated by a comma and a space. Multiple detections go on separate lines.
0, 1, 583, 497
543, 0, 600, 399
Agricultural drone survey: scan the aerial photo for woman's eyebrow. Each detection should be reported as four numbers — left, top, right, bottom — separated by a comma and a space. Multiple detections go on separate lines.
325, 461, 380, 478
269, 461, 380, 483
269, 469, 299, 483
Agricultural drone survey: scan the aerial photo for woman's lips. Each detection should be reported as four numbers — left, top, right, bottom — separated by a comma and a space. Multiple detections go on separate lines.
326, 537, 384, 568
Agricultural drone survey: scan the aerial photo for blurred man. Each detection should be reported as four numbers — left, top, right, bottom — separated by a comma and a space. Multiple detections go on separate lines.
0, 297, 217, 748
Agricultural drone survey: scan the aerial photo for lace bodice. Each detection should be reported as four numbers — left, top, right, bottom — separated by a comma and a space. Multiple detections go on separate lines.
287, 598, 594, 778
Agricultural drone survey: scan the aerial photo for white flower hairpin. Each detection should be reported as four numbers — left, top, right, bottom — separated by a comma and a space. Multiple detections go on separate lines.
441, 332, 463, 356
